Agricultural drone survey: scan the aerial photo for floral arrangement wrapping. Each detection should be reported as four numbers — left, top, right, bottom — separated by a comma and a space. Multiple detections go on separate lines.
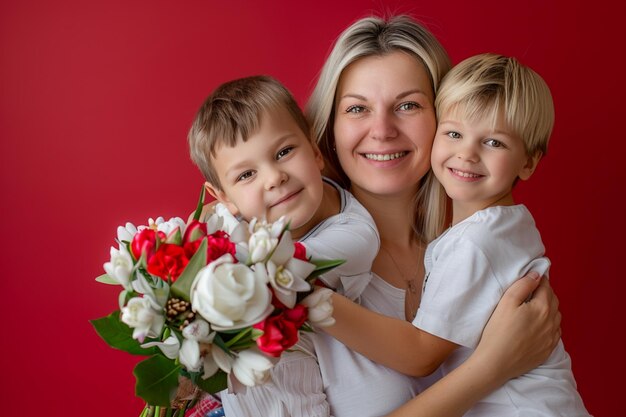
91, 193, 341, 416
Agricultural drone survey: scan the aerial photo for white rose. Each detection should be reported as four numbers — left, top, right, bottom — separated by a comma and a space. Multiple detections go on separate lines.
301, 288, 335, 327
232, 348, 274, 387
120, 296, 165, 343
103, 245, 134, 290
191, 254, 272, 330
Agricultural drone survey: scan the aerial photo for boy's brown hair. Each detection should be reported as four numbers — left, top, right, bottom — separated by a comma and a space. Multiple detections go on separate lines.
188, 75, 310, 189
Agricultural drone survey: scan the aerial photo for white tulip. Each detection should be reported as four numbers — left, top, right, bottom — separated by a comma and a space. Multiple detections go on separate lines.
120, 296, 165, 343
214, 203, 244, 236
191, 254, 272, 330
202, 345, 233, 379
248, 227, 278, 264
182, 319, 214, 343
301, 288, 335, 327
175, 319, 218, 374
149, 216, 186, 236
103, 245, 134, 290
263, 230, 314, 308
117, 222, 138, 243
232, 348, 274, 387
179, 339, 202, 372
141, 335, 180, 359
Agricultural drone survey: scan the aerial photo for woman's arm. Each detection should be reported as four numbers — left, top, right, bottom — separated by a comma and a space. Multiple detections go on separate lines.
384, 274, 561, 417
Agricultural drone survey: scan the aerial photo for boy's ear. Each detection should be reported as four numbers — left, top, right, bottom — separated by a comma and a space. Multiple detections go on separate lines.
518, 152, 543, 181
204, 181, 240, 216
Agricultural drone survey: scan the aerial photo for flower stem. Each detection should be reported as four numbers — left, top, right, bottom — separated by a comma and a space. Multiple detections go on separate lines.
225, 327, 252, 348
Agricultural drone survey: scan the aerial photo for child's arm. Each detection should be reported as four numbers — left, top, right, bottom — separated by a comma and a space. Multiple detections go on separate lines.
384, 274, 561, 417
326, 292, 458, 376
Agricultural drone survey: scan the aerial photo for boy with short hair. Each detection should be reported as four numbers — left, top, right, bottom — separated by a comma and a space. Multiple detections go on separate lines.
418, 52, 590, 416
188, 75, 380, 416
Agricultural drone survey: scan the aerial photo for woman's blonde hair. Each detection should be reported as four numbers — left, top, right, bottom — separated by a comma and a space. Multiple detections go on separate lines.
306, 15, 451, 242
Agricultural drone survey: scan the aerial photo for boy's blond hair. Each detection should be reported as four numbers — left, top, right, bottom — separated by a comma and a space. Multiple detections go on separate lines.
188, 75, 310, 189
435, 53, 554, 157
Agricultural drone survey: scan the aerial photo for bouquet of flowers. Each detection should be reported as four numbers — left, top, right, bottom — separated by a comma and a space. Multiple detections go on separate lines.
91, 193, 341, 416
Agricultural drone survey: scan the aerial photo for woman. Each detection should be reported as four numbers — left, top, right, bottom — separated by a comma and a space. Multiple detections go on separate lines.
221, 15, 561, 417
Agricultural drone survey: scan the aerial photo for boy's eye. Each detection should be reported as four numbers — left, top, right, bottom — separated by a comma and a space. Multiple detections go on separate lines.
236, 170, 254, 182
485, 139, 504, 148
397, 102, 420, 111
447, 131, 461, 139
277, 146, 294, 160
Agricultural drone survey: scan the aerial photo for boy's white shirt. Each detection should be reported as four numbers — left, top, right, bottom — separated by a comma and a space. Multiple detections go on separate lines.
221, 178, 383, 417
413, 204, 590, 416
298, 178, 379, 300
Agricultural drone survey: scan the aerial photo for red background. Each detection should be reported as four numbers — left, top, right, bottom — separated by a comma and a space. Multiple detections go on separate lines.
1, 0, 624, 416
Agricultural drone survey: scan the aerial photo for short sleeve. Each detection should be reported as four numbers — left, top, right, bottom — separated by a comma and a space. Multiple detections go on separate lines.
413, 237, 504, 349
302, 217, 378, 300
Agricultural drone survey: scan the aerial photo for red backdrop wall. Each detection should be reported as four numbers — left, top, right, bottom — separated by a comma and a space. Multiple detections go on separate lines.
1, 0, 623, 415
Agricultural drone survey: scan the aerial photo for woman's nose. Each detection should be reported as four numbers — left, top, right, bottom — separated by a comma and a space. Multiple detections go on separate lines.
369, 111, 398, 141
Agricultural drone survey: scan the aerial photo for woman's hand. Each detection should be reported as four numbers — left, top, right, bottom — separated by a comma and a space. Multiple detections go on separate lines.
474, 271, 562, 382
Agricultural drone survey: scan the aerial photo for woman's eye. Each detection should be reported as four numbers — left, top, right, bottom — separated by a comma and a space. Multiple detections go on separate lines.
485, 139, 504, 148
346, 105, 366, 114
447, 131, 461, 139
398, 102, 420, 111
277, 146, 294, 160
237, 170, 254, 182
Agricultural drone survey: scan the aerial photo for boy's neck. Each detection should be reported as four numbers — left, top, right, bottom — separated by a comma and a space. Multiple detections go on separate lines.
451, 192, 515, 226
290, 181, 341, 240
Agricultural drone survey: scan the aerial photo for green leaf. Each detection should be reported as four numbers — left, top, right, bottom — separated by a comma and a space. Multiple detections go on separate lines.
165, 227, 183, 245
90, 311, 157, 355
193, 186, 207, 221
170, 238, 207, 301
134, 355, 181, 406
95, 274, 118, 285
307, 259, 346, 280
195, 370, 228, 394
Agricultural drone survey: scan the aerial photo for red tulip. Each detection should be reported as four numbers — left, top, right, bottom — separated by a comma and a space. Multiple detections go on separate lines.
147, 243, 189, 282
131, 228, 165, 261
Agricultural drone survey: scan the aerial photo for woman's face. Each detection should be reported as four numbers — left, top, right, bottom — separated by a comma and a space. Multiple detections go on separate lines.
333, 51, 436, 198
